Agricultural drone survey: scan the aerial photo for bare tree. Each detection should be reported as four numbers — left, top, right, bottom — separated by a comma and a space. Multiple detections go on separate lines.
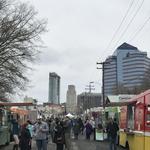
112, 82, 129, 94
112, 82, 142, 95
0, 0, 47, 100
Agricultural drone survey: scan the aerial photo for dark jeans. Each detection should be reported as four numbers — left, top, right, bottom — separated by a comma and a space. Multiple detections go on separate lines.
13, 144, 19, 150
36, 139, 47, 150
109, 136, 117, 150
86, 133, 91, 140
93, 128, 96, 140
51, 131, 55, 142
57, 143, 64, 150
20, 143, 30, 150
74, 133, 78, 139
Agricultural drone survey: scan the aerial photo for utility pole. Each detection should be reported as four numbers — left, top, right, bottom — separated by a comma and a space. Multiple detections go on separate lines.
97, 62, 110, 108
85, 81, 95, 93
84, 82, 95, 113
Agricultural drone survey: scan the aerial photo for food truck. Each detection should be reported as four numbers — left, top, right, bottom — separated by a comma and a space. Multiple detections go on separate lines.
105, 95, 134, 144
118, 90, 150, 150
0, 106, 11, 145
0, 102, 34, 146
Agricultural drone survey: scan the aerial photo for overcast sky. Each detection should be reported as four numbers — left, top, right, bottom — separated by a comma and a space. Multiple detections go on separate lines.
19, 0, 150, 103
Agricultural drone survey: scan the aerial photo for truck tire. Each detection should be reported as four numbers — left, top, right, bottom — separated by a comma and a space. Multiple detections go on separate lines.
126, 142, 129, 150
5, 142, 9, 146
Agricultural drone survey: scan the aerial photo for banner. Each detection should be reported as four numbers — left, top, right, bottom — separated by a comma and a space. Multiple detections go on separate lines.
96, 129, 104, 141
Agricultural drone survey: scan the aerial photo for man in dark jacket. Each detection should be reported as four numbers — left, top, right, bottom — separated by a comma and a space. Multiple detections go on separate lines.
19, 123, 31, 150
54, 120, 65, 150
106, 118, 119, 150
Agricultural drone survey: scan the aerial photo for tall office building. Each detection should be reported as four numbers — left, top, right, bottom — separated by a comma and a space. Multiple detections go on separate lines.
48, 72, 60, 104
66, 85, 77, 113
104, 43, 150, 96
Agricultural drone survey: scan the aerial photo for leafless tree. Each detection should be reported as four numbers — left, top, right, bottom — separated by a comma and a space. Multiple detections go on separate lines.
0, 0, 47, 100
112, 82, 128, 94
112, 82, 142, 95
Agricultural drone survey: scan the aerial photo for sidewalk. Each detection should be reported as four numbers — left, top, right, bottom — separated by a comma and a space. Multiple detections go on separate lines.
70, 134, 125, 150
0, 134, 124, 150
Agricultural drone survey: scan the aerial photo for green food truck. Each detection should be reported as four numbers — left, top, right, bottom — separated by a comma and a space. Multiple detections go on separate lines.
0, 107, 11, 146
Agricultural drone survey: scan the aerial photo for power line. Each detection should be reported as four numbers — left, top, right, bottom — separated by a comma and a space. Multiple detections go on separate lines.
105, 0, 136, 51
129, 15, 150, 41
113, 0, 145, 48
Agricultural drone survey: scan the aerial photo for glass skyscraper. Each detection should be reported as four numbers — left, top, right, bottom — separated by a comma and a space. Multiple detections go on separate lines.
104, 43, 150, 96
48, 72, 60, 104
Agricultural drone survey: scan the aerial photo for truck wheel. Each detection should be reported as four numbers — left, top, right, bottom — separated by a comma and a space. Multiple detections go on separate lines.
5, 142, 9, 146
126, 142, 129, 150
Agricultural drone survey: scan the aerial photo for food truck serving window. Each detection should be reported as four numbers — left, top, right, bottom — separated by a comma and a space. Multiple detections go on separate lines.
146, 106, 150, 126
0, 109, 7, 126
148, 106, 150, 111
127, 105, 134, 130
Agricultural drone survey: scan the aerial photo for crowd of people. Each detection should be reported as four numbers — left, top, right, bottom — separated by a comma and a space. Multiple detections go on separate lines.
11, 115, 119, 150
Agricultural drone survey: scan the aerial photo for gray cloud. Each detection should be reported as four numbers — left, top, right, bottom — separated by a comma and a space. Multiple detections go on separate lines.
21, 0, 150, 103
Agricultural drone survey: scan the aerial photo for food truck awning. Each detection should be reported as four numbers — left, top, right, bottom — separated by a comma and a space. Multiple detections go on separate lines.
105, 94, 136, 107
0, 102, 34, 107
10, 107, 28, 115
105, 100, 137, 107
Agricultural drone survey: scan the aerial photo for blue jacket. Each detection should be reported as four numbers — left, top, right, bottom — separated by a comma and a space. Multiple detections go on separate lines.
11, 119, 20, 135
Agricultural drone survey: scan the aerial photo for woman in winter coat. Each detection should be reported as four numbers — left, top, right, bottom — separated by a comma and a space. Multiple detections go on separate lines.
19, 123, 31, 150
54, 120, 65, 150
84, 120, 93, 140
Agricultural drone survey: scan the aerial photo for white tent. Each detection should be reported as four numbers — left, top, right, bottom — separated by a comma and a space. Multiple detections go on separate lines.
66, 113, 74, 119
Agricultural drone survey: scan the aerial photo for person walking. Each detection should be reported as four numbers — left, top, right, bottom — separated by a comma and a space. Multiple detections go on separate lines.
106, 118, 119, 150
50, 118, 56, 143
90, 117, 96, 140
78, 118, 84, 135
11, 119, 20, 150
84, 120, 93, 140
33, 117, 49, 150
63, 116, 72, 150
54, 120, 65, 150
19, 123, 31, 150
27, 120, 34, 149
72, 118, 80, 139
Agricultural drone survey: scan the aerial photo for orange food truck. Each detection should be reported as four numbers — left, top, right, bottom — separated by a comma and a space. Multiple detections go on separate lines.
118, 90, 150, 150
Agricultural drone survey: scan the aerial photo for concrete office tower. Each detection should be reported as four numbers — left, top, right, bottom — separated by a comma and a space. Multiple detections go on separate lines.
104, 43, 150, 96
77, 92, 102, 113
48, 72, 60, 104
66, 85, 77, 113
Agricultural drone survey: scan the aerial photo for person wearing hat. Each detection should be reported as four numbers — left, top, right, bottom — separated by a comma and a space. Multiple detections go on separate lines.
63, 116, 72, 150
33, 116, 49, 150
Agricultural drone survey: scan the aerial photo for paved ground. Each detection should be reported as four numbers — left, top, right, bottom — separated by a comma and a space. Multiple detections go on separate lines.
72, 134, 125, 150
0, 140, 57, 150
0, 134, 125, 150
